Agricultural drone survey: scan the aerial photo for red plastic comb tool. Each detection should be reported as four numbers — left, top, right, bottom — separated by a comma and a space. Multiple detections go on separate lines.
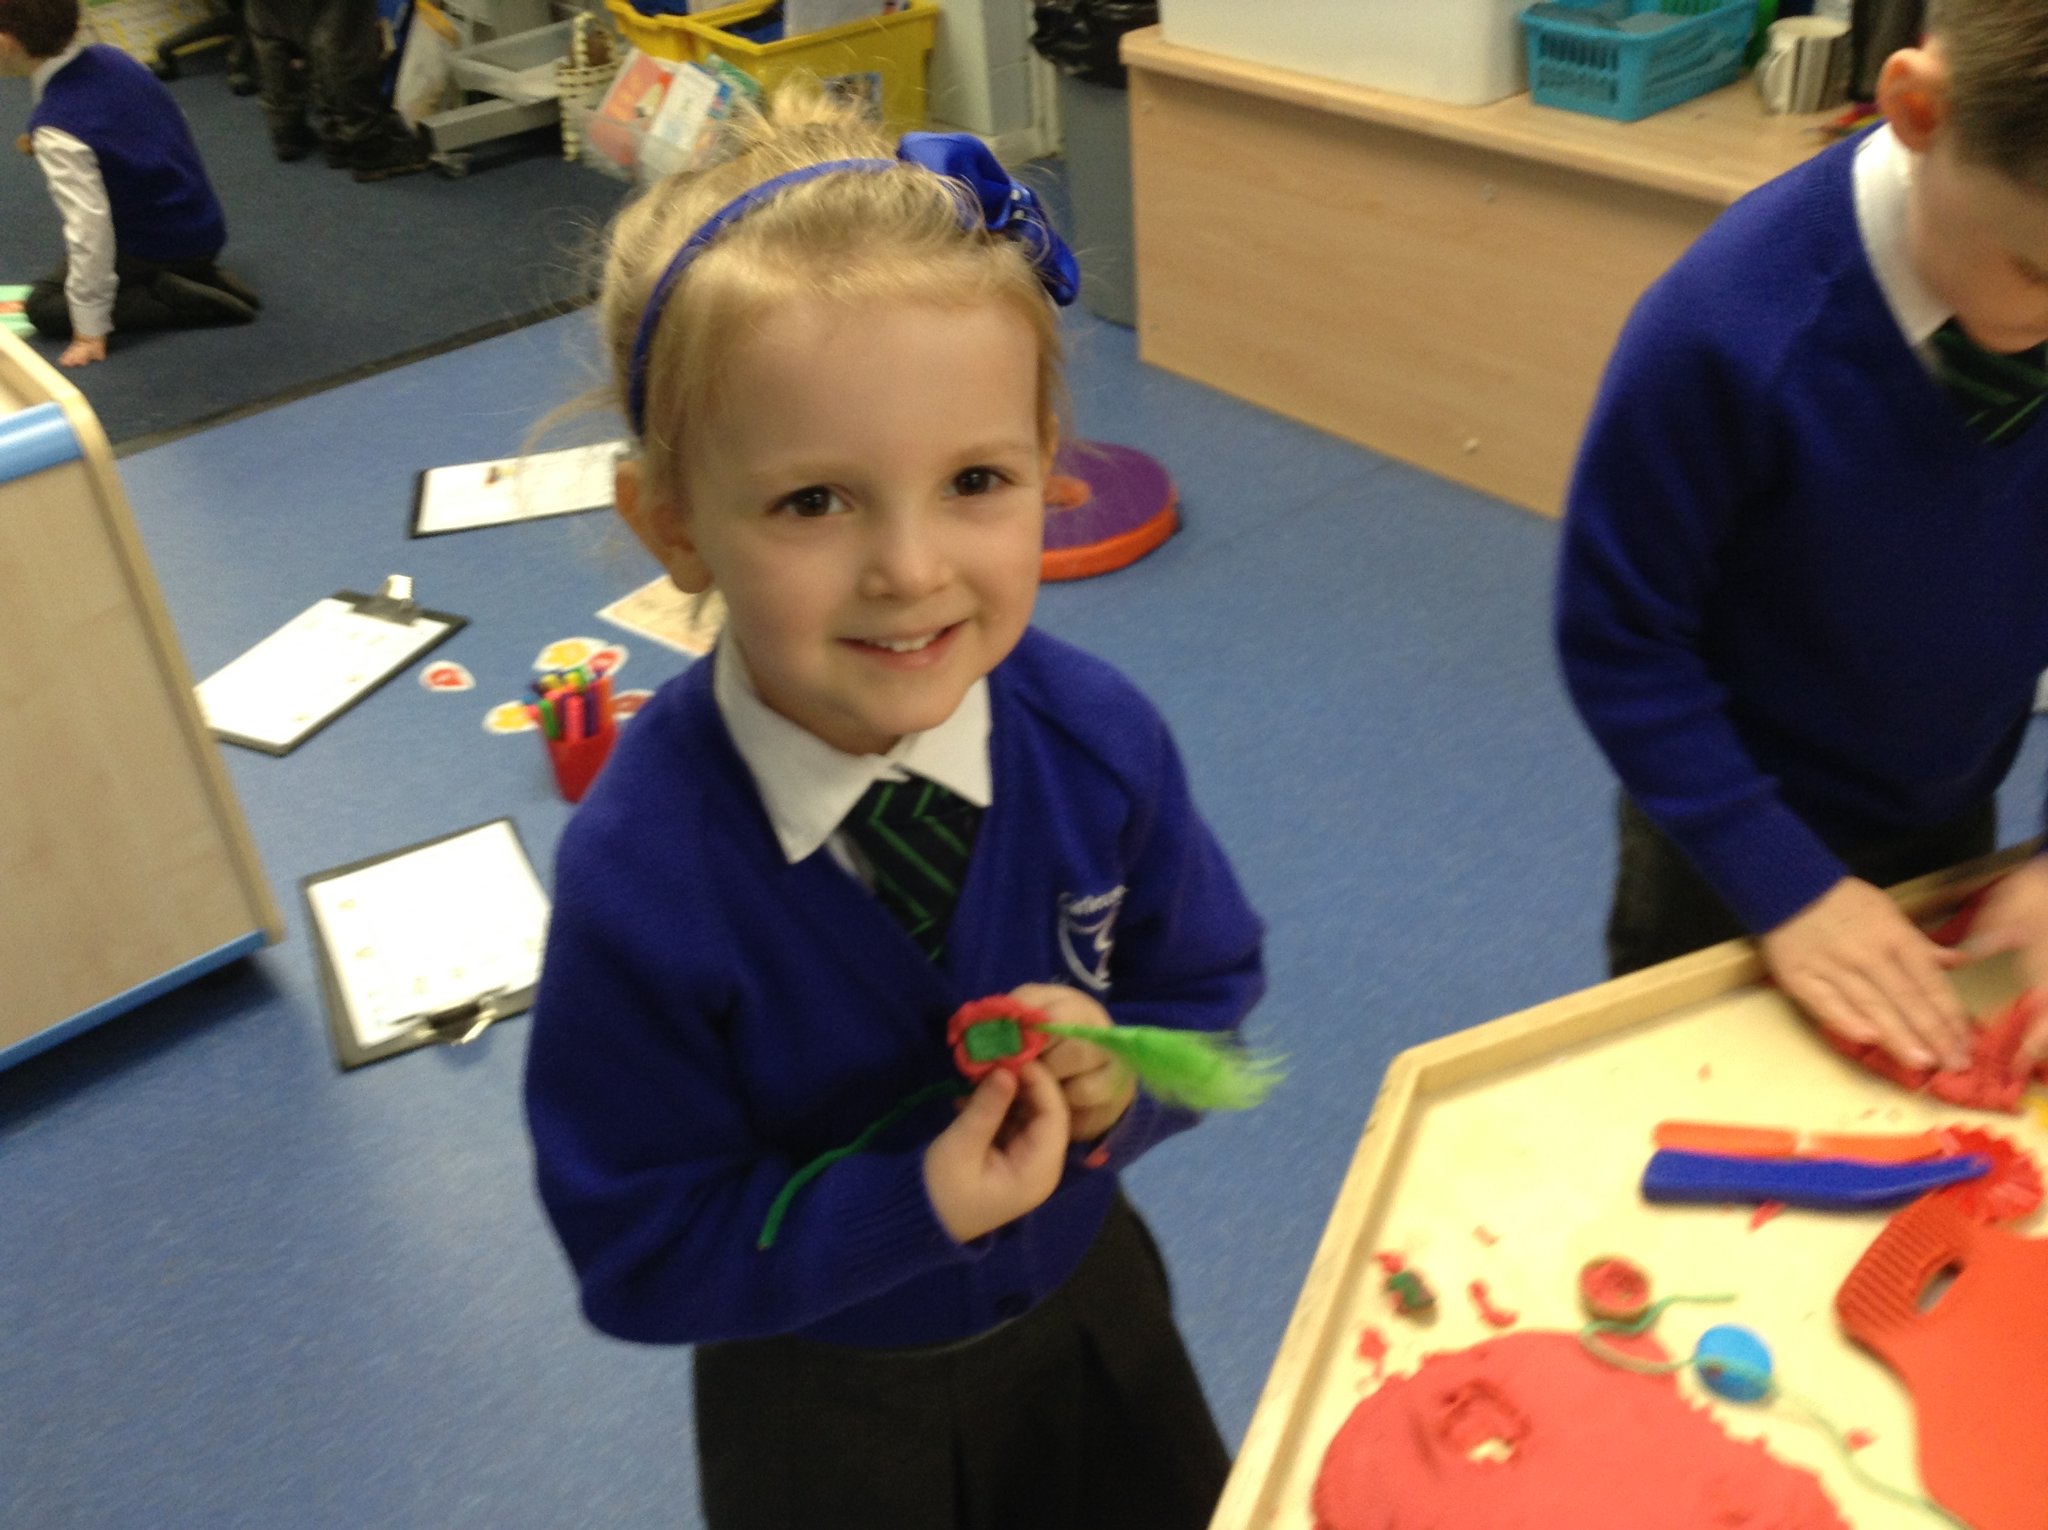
1835, 1197, 2048, 1529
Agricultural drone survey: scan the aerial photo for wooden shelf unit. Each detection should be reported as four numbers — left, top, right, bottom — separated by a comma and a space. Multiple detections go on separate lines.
1124, 26, 1837, 516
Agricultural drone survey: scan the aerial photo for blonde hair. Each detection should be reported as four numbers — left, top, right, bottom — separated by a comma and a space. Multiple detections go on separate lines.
598, 81, 1066, 504
1926, 0, 2048, 187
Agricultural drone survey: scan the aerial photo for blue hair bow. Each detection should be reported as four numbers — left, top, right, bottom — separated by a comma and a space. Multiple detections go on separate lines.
625, 131, 1079, 436
896, 132, 1080, 308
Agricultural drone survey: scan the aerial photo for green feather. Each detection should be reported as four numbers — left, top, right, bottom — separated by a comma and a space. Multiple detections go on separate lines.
1035, 1022, 1283, 1111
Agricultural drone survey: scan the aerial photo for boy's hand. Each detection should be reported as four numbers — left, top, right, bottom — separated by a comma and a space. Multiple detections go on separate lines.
1957, 857, 2048, 1075
922, 1061, 1069, 1244
1761, 877, 1972, 1072
60, 334, 106, 368
1010, 981, 1136, 1144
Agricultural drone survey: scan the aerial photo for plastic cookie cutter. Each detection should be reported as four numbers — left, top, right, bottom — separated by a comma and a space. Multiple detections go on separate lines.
1642, 1148, 1991, 1210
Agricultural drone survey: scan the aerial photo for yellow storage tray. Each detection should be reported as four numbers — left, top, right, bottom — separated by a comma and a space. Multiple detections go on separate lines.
603, 0, 937, 132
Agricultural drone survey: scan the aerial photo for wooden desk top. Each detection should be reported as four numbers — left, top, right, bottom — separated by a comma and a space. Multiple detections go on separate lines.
1123, 25, 1838, 207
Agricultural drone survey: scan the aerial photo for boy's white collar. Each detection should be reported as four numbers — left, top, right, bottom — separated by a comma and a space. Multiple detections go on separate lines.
711, 636, 993, 865
30, 37, 86, 99
1853, 122, 1951, 350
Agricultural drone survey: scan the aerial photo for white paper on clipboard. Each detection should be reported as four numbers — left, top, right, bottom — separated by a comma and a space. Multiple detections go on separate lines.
303, 819, 550, 1067
412, 440, 623, 536
195, 583, 465, 755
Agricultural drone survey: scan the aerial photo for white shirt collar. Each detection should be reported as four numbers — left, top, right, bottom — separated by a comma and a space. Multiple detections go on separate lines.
712, 637, 993, 865
1853, 123, 1950, 354
30, 38, 87, 101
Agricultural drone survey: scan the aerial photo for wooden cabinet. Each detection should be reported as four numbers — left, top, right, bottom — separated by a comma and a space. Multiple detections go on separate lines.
1124, 27, 1834, 516
0, 331, 279, 1064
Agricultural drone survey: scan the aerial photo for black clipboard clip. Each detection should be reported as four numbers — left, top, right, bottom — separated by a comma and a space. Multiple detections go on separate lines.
405, 987, 511, 1047
355, 573, 423, 625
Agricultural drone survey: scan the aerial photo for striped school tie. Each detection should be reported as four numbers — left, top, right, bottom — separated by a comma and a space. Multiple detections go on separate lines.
841, 776, 983, 961
1932, 319, 2048, 446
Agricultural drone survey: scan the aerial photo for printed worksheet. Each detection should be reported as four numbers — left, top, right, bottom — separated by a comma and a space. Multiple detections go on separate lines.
412, 440, 622, 536
304, 820, 549, 1065
196, 591, 463, 754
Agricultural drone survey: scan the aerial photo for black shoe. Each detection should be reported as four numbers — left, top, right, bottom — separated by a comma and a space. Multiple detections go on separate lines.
153, 271, 258, 326
349, 128, 433, 183
323, 139, 353, 169
204, 265, 263, 311
271, 121, 317, 162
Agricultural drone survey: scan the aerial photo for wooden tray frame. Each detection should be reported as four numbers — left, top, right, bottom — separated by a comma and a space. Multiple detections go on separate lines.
1215, 846, 2034, 1529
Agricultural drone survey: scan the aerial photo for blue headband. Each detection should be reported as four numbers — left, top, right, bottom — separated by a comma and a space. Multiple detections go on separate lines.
624, 131, 1080, 436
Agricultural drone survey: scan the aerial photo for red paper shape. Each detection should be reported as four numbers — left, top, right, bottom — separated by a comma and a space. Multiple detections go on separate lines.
1837, 1197, 2048, 1530
1312, 1331, 1849, 1530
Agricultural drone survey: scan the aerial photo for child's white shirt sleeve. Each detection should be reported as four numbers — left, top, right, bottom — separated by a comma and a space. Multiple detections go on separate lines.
32, 126, 117, 339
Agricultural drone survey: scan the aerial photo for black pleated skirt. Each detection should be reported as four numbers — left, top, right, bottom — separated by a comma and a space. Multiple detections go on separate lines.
693, 1193, 1230, 1530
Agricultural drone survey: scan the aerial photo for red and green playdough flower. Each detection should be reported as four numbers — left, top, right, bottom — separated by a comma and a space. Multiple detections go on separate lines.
758, 995, 1282, 1248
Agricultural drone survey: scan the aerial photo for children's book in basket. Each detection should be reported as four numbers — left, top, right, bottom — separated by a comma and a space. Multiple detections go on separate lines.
581, 47, 679, 176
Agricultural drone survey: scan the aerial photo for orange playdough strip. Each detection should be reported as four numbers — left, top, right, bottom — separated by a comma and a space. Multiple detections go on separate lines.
1654, 1121, 1946, 1161
1654, 1122, 1794, 1156
1804, 1130, 1945, 1162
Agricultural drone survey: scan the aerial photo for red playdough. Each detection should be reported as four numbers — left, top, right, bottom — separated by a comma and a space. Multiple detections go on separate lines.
1820, 989, 2048, 1113
1931, 1127, 2044, 1224
1313, 1331, 1848, 1530
1356, 1327, 1387, 1378
1468, 1280, 1518, 1329
1578, 1257, 1650, 1322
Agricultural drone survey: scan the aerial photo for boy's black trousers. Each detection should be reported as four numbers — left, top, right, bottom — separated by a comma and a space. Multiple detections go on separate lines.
1606, 793, 1999, 976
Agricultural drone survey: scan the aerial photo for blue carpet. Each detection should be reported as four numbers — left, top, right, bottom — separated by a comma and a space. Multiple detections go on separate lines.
1, 46, 628, 448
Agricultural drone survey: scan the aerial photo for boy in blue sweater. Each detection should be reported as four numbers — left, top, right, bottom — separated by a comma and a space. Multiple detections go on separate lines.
1, 0, 258, 367
1557, 0, 2048, 1076
523, 85, 1265, 1530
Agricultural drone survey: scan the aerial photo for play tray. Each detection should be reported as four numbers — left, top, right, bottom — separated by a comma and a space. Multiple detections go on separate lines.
1219, 848, 2047, 1530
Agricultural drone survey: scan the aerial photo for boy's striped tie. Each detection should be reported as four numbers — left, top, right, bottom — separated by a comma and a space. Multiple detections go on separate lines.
1932, 319, 2048, 446
841, 776, 983, 961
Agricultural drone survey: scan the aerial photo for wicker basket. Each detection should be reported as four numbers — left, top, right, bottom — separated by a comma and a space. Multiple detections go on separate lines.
557, 12, 620, 161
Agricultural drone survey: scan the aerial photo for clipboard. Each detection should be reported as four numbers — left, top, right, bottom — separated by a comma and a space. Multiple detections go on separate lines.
195, 576, 466, 755
302, 818, 550, 1070
409, 440, 622, 537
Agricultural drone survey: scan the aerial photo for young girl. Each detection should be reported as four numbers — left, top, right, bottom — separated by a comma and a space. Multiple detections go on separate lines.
522, 85, 1266, 1530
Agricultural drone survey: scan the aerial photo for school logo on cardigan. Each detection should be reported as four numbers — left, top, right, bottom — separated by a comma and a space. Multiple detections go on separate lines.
1058, 886, 1125, 992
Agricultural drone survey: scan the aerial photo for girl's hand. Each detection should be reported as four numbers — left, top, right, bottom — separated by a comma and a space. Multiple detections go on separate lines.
1760, 877, 1972, 1072
1009, 982, 1136, 1144
1959, 857, 2048, 1075
922, 1061, 1069, 1244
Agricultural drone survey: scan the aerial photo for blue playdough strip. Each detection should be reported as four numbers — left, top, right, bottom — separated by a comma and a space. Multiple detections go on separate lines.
1642, 1148, 1990, 1209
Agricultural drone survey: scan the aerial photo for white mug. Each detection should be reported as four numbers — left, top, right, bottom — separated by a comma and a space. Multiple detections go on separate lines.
1756, 15, 1852, 114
